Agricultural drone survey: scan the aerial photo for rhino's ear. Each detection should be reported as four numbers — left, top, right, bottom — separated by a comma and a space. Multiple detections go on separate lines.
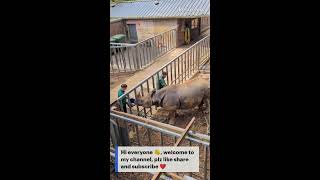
150, 89, 156, 97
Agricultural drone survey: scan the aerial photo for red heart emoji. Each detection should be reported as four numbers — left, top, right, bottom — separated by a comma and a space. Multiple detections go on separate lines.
160, 164, 166, 169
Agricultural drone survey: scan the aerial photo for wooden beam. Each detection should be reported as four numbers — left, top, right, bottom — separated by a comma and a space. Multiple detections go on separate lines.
151, 117, 195, 180
111, 110, 184, 133
165, 172, 183, 180
173, 117, 195, 146
110, 110, 210, 143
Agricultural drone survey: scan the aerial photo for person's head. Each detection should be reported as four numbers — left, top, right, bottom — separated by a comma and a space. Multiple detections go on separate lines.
162, 71, 167, 78
121, 84, 127, 91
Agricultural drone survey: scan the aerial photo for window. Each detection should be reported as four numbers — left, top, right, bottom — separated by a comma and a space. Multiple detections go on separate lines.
191, 19, 198, 29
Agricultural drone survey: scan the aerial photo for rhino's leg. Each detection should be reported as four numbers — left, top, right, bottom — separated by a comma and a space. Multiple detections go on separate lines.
168, 111, 176, 125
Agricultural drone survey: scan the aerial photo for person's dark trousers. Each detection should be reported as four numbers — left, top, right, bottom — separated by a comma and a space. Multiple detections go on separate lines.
122, 105, 127, 113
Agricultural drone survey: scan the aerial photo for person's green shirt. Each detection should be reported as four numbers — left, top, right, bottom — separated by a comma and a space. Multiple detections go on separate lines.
117, 89, 127, 107
158, 77, 167, 90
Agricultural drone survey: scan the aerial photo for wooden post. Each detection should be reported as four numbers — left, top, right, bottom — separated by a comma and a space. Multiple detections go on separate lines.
151, 117, 196, 180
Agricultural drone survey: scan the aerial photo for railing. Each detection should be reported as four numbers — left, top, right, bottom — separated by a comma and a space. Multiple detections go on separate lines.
109, 35, 210, 180
110, 112, 210, 180
111, 35, 210, 112
110, 28, 177, 74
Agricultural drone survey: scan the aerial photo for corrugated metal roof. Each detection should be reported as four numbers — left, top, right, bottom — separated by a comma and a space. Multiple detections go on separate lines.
110, 18, 123, 23
110, 0, 210, 19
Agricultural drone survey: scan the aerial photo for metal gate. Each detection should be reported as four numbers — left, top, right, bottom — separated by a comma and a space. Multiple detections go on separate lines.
110, 112, 210, 180
109, 35, 210, 180
110, 28, 177, 74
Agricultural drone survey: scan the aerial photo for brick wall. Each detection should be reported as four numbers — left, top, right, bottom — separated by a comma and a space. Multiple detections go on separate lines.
126, 19, 177, 42
110, 20, 126, 37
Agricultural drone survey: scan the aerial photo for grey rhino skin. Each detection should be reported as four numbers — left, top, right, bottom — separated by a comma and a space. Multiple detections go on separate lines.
135, 77, 210, 134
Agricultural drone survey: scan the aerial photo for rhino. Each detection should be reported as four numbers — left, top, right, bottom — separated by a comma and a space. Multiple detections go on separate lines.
135, 77, 210, 134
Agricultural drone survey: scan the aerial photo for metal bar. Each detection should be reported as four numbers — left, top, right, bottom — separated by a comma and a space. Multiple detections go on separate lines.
160, 132, 163, 146
162, 34, 165, 54
135, 46, 140, 70
145, 42, 149, 65
184, 53, 187, 80
173, 60, 177, 84
134, 89, 140, 115
187, 51, 190, 78
127, 46, 132, 71
120, 48, 127, 71
146, 80, 152, 115
155, 36, 159, 58
148, 40, 152, 64
110, 49, 114, 73
165, 66, 169, 84
113, 48, 120, 73
177, 57, 180, 84
203, 146, 208, 180
135, 124, 140, 145
159, 35, 162, 55
151, 76, 157, 110
141, 44, 146, 67
156, 72, 160, 90
188, 140, 193, 177
170, 63, 173, 85
152, 75, 155, 89
168, 31, 171, 50
140, 84, 147, 117
131, 46, 136, 70
138, 44, 143, 68
197, 44, 201, 71
163, 32, 166, 54
192, 49, 195, 73
110, 42, 135, 46
199, 42, 204, 57
117, 48, 123, 71
152, 38, 156, 60
110, 112, 210, 146
127, 94, 132, 113
166, 31, 169, 52
181, 56, 183, 83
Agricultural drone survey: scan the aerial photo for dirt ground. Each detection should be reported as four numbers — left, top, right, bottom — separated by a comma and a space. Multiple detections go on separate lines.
110, 72, 136, 90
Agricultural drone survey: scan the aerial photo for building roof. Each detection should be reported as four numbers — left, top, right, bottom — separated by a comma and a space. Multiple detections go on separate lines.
110, 18, 123, 23
110, 0, 210, 19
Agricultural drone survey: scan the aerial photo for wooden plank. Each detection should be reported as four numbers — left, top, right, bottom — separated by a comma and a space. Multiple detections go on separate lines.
173, 117, 195, 146
110, 110, 210, 143
111, 110, 184, 133
165, 172, 183, 180
151, 117, 196, 180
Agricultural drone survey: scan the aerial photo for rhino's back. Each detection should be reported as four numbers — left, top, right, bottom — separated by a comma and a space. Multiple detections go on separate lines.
161, 78, 209, 109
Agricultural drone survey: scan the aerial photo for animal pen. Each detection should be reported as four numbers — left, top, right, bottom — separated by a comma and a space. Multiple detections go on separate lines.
110, 35, 210, 180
